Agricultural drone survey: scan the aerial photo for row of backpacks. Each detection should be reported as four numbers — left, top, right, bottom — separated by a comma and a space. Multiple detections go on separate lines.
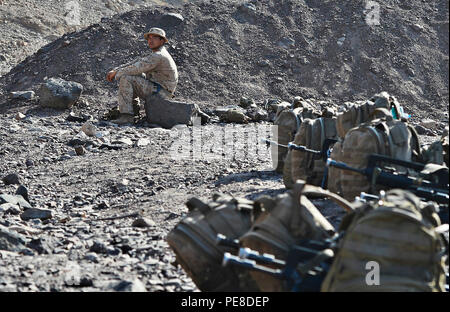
167, 91, 449, 292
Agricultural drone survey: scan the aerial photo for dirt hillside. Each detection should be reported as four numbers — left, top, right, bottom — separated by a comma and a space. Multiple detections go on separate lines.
0, 0, 448, 124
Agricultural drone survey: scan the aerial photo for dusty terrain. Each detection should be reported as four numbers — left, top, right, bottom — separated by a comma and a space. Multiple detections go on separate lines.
0, 0, 448, 292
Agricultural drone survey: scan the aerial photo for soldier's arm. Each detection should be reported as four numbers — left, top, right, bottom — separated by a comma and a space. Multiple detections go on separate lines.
115, 56, 160, 80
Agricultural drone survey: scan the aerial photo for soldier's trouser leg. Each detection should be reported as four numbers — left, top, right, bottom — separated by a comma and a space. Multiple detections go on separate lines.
118, 75, 156, 115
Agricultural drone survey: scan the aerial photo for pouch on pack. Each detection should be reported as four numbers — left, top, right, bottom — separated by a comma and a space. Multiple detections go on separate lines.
328, 110, 421, 200
285, 117, 338, 189
166, 194, 259, 291
239, 181, 352, 291
321, 189, 447, 292
336, 92, 404, 139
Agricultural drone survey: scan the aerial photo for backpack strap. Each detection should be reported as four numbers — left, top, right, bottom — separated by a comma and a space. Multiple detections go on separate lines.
293, 181, 354, 213
407, 123, 423, 162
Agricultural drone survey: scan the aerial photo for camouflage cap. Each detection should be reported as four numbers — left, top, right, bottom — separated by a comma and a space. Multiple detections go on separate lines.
144, 27, 169, 43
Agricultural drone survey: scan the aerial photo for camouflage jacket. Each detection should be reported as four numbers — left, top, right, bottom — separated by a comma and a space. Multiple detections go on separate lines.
114, 46, 178, 95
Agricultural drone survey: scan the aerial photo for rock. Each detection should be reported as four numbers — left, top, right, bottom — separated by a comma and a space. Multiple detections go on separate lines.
113, 278, 147, 292
1, 203, 21, 215
163, 13, 184, 25
135, 138, 150, 147
20, 208, 53, 221
113, 137, 133, 146
38, 77, 83, 109
144, 96, 199, 129
0, 225, 28, 252
90, 241, 108, 254
74, 145, 86, 156
420, 119, 438, 130
10, 91, 35, 100
239, 2, 257, 14
15, 112, 26, 120
247, 108, 268, 122
415, 124, 429, 135
25, 159, 35, 167
26, 237, 55, 254
15, 185, 30, 203
278, 37, 295, 49
80, 121, 97, 136
2, 173, 20, 185
239, 97, 255, 108
67, 112, 89, 123
0, 54, 7, 62
84, 252, 99, 263
221, 109, 250, 123
132, 217, 156, 228
0, 194, 32, 209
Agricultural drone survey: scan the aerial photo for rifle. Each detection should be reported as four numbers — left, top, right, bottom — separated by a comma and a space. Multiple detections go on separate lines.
326, 154, 449, 223
263, 138, 338, 188
326, 154, 449, 201
220, 233, 342, 292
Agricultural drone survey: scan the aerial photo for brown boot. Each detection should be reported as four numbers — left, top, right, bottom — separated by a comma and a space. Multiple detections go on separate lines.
111, 113, 134, 125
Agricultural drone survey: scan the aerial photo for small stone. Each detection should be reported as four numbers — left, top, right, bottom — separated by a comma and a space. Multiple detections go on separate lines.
10, 91, 35, 100
20, 208, 53, 221
74, 145, 86, 156
15, 112, 26, 120
81, 121, 97, 137
420, 119, 438, 130
135, 138, 150, 147
132, 217, 156, 228
113, 279, 147, 292
26, 159, 34, 167
16, 185, 30, 203
0, 225, 28, 252
84, 252, 99, 263
90, 241, 108, 254
2, 173, 20, 185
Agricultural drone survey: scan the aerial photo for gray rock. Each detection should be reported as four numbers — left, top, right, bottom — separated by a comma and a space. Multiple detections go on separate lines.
2, 173, 20, 185
163, 13, 184, 25
0, 194, 32, 209
113, 278, 147, 292
90, 241, 108, 254
0, 225, 28, 252
10, 91, 35, 100
38, 77, 83, 109
132, 217, 156, 228
15, 185, 30, 203
135, 138, 151, 147
144, 96, 199, 129
20, 208, 53, 221
26, 237, 55, 254
278, 37, 295, 49
0, 54, 7, 62
1, 203, 21, 215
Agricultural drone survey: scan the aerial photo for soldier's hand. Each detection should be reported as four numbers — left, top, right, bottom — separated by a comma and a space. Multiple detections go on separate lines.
106, 70, 117, 82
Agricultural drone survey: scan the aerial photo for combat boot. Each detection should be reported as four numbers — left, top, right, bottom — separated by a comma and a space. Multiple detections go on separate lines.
111, 113, 134, 125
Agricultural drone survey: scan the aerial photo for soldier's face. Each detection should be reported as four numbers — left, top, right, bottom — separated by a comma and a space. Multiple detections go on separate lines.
147, 35, 164, 49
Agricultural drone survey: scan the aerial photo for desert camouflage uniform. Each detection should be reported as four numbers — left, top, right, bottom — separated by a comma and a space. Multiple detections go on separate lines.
114, 46, 178, 115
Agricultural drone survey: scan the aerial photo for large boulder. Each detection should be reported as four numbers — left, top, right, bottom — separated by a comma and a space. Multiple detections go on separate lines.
144, 95, 199, 129
38, 77, 83, 109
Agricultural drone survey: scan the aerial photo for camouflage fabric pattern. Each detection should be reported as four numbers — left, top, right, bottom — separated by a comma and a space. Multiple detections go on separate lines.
114, 46, 178, 95
117, 75, 171, 115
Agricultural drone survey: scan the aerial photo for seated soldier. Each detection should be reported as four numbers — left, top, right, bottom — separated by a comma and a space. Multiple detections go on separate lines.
106, 27, 178, 124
